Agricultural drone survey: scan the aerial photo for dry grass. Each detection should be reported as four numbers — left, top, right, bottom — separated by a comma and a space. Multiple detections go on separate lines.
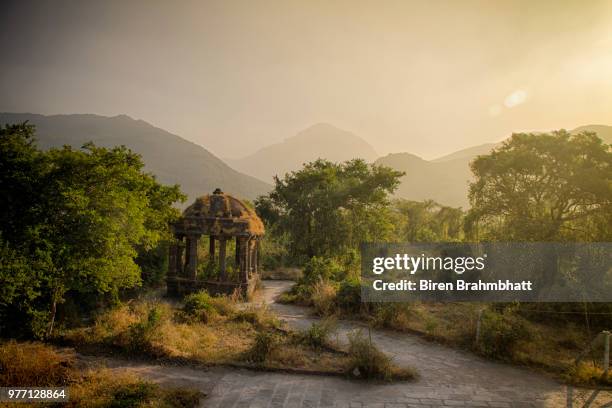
0, 341, 73, 387
68, 369, 202, 408
62, 295, 363, 376
0, 341, 202, 407
346, 329, 416, 381
367, 301, 610, 385
311, 279, 337, 316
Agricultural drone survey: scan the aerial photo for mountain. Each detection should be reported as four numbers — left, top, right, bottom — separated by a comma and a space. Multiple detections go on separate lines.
226, 123, 378, 182
431, 142, 500, 163
376, 153, 473, 208
0, 113, 271, 203
571, 124, 612, 143
378, 124, 612, 208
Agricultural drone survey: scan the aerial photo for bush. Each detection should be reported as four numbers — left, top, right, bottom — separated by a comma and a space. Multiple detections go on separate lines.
234, 304, 279, 329
182, 291, 216, 322
477, 309, 531, 359
336, 278, 362, 314
311, 279, 337, 316
302, 257, 344, 285
565, 361, 612, 386
373, 303, 415, 330
347, 329, 395, 380
0, 341, 73, 386
245, 331, 279, 363
127, 306, 164, 353
298, 318, 337, 350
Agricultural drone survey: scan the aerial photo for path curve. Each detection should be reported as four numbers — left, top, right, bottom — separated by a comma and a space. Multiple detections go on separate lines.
85, 281, 611, 408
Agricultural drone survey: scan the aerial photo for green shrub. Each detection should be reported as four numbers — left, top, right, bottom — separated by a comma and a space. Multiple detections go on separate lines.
182, 291, 215, 322
127, 306, 164, 353
245, 331, 278, 363
302, 257, 344, 285
477, 309, 531, 359
298, 318, 337, 349
336, 278, 362, 314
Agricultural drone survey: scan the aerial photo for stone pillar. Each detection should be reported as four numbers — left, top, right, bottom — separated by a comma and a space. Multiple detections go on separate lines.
239, 237, 249, 283
235, 237, 241, 268
219, 238, 227, 281
185, 235, 199, 280
209, 236, 215, 262
249, 239, 256, 276
253, 239, 259, 275
168, 243, 178, 278
176, 237, 184, 277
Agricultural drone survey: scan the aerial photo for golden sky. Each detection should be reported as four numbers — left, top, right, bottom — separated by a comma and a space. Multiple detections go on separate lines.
1, 0, 611, 159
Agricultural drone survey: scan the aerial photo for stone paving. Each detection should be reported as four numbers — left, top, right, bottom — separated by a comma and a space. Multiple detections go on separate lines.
95, 281, 611, 408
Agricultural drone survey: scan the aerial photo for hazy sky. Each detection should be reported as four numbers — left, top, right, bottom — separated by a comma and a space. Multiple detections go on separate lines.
1, 0, 611, 159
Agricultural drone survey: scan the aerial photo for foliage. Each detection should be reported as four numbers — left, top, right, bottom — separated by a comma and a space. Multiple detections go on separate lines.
182, 291, 216, 322
336, 278, 362, 314
297, 318, 337, 350
476, 308, 531, 360
255, 159, 403, 261
126, 306, 164, 353
0, 123, 184, 338
392, 199, 464, 242
244, 331, 279, 363
347, 329, 401, 381
467, 130, 611, 241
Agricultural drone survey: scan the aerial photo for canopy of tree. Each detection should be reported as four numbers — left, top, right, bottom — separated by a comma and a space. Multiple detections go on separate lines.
0, 123, 184, 338
255, 159, 403, 262
467, 130, 611, 241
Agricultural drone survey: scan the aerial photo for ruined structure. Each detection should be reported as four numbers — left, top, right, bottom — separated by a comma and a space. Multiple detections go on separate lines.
166, 188, 264, 297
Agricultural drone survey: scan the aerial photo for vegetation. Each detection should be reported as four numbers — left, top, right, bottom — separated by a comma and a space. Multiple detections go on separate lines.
266, 130, 611, 384
0, 123, 184, 339
255, 159, 404, 263
346, 329, 415, 381
0, 341, 202, 407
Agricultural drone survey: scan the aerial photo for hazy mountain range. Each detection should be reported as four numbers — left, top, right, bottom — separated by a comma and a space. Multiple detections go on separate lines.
377, 124, 612, 208
226, 123, 378, 182
0, 113, 271, 204
2, 113, 609, 209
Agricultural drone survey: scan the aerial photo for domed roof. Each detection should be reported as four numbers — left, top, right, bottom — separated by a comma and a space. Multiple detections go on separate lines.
182, 188, 264, 235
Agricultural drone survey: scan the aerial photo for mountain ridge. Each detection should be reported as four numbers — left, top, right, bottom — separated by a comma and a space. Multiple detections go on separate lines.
376, 124, 612, 208
226, 123, 378, 182
0, 112, 272, 204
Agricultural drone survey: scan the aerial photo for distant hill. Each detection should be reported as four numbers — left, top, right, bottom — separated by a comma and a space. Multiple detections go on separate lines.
571, 124, 612, 143
226, 123, 378, 182
377, 125, 612, 208
0, 113, 271, 204
376, 153, 473, 208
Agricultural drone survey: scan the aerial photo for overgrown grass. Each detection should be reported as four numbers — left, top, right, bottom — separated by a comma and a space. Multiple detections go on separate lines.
62, 291, 372, 377
0, 341, 202, 407
283, 277, 611, 385
346, 330, 416, 381
295, 318, 337, 350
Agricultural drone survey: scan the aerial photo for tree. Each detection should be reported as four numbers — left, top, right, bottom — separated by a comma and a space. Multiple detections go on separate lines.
0, 123, 184, 338
393, 199, 464, 242
466, 130, 611, 241
255, 159, 403, 262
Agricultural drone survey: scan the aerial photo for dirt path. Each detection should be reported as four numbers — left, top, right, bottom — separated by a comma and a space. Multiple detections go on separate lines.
83, 281, 611, 408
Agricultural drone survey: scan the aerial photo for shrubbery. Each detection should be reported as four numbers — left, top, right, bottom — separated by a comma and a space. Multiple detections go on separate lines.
477, 308, 531, 359
346, 329, 415, 381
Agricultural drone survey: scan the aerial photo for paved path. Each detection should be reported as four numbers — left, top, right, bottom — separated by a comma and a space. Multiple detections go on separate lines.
92, 281, 611, 408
